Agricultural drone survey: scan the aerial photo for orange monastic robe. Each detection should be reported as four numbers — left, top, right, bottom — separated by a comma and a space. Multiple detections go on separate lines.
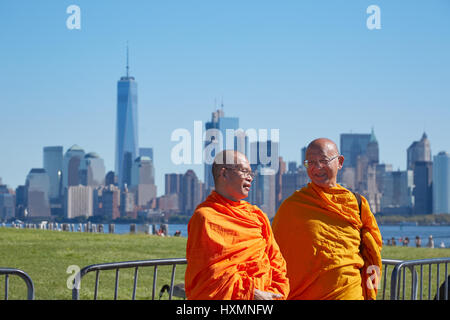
272, 183, 382, 300
185, 191, 290, 300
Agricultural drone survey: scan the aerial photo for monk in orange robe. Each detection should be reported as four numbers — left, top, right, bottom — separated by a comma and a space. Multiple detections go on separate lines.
272, 138, 382, 300
185, 150, 289, 300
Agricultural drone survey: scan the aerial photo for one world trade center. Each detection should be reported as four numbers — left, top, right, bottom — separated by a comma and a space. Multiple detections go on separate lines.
115, 46, 138, 189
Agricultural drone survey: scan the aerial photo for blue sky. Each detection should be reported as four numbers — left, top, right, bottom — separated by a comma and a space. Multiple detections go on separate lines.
1, 1, 449, 195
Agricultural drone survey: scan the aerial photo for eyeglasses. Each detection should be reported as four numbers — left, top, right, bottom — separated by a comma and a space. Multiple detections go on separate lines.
223, 165, 255, 178
303, 155, 340, 169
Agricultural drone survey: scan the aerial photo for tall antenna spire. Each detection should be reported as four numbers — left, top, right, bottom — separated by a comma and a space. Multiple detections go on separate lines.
126, 41, 129, 77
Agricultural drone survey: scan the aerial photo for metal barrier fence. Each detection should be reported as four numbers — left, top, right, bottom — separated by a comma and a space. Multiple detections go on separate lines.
379, 259, 404, 300
390, 257, 450, 300
72, 257, 450, 300
0, 268, 35, 300
72, 258, 187, 300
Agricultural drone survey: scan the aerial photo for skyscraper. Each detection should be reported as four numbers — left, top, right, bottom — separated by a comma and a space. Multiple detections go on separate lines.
25, 168, 51, 218
340, 133, 371, 169
380, 170, 414, 215
43, 146, 63, 201
139, 148, 154, 161
433, 151, 450, 214
131, 156, 157, 207
407, 132, 432, 170
0, 184, 15, 220
79, 152, 106, 187
65, 185, 93, 219
204, 108, 239, 193
63, 145, 85, 189
115, 46, 139, 189
413, 161, 433, 214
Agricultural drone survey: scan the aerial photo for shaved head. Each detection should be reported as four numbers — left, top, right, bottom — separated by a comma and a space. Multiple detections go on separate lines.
306, 138, 340, 156
212, 150, 253, 201
305, 138, 344, 189
212, 150, 246, 184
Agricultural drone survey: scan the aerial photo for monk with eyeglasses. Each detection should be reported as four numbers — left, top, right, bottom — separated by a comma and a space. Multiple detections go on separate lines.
272, 138, 382, 300
185, 150, 289, 300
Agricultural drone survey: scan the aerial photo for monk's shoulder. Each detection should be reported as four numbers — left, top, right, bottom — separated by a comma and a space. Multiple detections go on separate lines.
283, 185, 312, 205
192, 205, 220, 221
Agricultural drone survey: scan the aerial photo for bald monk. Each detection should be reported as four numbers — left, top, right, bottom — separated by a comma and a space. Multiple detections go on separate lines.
185, 150, 289, 300
272, 138, 382, 300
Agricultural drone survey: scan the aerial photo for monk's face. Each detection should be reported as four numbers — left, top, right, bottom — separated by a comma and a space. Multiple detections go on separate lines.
305, 140, 343, 188
221, 153, 253, 201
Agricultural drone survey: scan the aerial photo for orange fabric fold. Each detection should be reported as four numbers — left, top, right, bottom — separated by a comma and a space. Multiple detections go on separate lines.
272, 183, 382, 300
185, 191, 290, 300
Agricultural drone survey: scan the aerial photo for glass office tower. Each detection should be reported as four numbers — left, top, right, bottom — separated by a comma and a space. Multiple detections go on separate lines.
43, 146, 63, 201
203, 109, 239, 193
115, 50, 139, 189
433, 151, 450, 214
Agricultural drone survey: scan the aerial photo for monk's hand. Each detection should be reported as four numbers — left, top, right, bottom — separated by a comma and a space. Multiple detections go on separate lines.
254, 289, 283, 300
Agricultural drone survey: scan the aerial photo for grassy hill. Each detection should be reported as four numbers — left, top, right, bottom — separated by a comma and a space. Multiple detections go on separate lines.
1, 228, 449, 300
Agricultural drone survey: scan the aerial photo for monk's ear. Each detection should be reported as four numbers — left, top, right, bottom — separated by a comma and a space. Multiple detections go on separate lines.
338, 155, 344, 169
220, 167, 229, 180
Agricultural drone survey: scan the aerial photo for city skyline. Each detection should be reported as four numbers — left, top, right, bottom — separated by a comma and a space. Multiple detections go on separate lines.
1, 1, 449, 195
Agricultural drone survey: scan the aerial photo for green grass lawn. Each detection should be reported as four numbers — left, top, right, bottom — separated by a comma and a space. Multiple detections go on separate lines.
0, 228, 187, 300
1, 228, 449, 300
379, 245, 450, 300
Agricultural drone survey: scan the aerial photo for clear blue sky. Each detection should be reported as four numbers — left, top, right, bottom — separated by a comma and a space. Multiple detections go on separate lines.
1, 1, 449, 195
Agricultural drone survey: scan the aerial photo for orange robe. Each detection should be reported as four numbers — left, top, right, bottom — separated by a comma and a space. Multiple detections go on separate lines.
185, 191, 290, 300
272, 183, 382, 300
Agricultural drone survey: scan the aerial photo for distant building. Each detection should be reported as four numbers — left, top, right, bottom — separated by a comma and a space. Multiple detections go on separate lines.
157, 193, 180, 212
280, 166, 309, 204
139, 148, 154, 161
95, 185, 120, 220
0, 184, 15, 220
340, 129, 380, 212
340, 133, 371, 169
79, 152, 106, 188
165, 173, 182, 195
115, 48, 139, 189
131, 156, 157, 207
120, 186, 136, 219
43, 146, 63, 201
433, 151, 450, 214
301, 147, 307, 166
25, 168, 51, 218
380, 170, 414, 215
407, 132, 432, 170
63, 145, 85, 189
204, 108, 240, 194
105, 171, 117, 186
275, 158, 287, 211
15, 185, 26, 219
181, 170, 203, 215
250, 167, 276, 219
413, 161, 433, 214
65, 185, 93, 219
247, 140, 280, 219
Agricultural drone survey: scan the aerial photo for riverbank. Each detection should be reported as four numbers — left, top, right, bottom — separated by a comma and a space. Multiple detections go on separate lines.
376, 213, 450, 226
